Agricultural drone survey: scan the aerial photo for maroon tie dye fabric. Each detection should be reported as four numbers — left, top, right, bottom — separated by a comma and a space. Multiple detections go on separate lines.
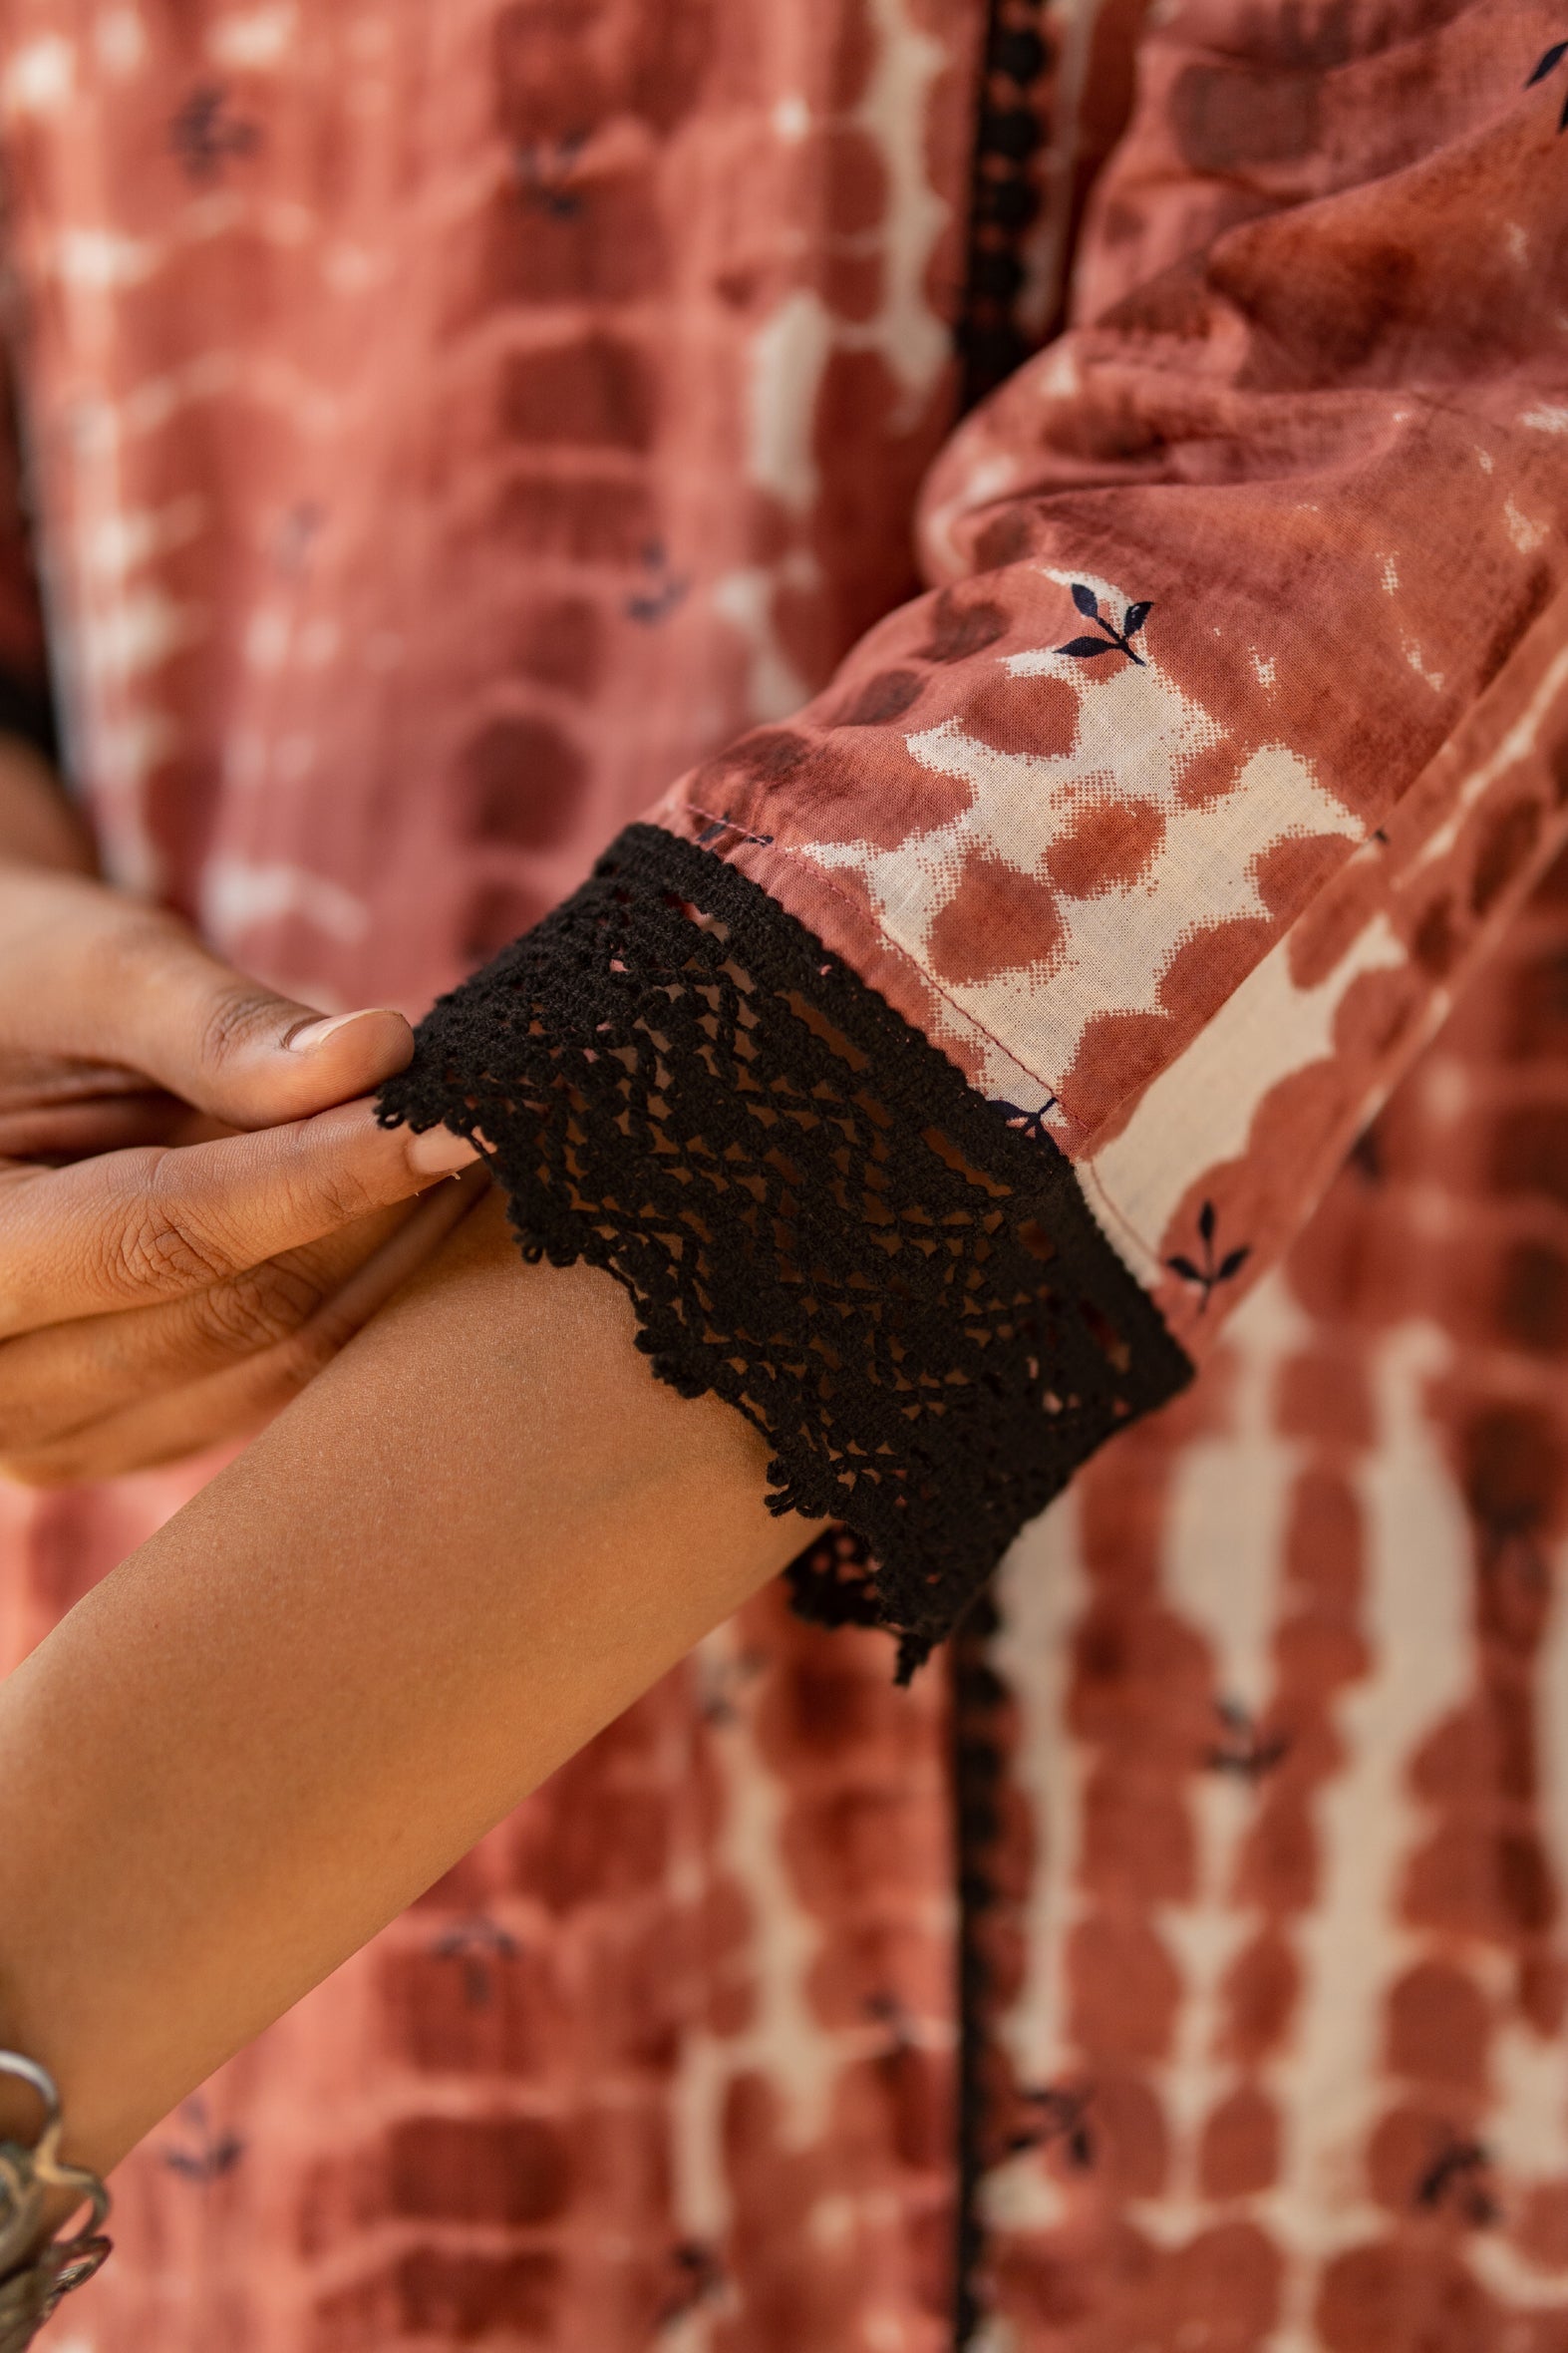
0, 0, 1566, 2347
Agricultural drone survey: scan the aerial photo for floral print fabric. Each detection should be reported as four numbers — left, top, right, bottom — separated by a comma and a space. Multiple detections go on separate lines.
655, 0, 1568, 1359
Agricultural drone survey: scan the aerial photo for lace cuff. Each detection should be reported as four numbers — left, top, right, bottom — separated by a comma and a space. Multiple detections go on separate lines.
378, 825, 1191, 1677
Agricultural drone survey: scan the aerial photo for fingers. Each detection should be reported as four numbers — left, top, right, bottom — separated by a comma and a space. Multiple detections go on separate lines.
0, 1099, 482, 1337
0, 1053, 232, 1160
0, 1090, 184, 1162
0, 865, 416, 1127
0, 1053, 183, 1161
0, 1199, 418, 1452
0, 1170, 490, 1485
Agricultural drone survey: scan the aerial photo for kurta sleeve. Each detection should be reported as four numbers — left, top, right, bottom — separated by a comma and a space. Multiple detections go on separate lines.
380, 0, 1568, 1676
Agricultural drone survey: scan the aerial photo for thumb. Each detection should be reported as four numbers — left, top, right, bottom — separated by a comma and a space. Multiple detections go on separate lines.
27, 878, 416, 1126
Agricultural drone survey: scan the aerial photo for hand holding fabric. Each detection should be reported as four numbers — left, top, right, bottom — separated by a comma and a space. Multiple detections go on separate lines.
0, 769, 477, 1483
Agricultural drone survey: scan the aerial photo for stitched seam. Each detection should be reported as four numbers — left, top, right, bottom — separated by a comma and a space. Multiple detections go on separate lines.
675, 805, 1096, 1148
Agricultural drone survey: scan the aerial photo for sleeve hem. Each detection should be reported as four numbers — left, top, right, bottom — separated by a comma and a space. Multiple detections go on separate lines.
378, 823, 1192, 1679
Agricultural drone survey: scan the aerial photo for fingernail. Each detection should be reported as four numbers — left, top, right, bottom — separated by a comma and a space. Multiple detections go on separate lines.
285, 1009, 398, 1054
407, 1125, 481, 1176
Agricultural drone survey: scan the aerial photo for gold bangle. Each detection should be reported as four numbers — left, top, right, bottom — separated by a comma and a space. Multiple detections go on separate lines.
0, 2054, 111, 2353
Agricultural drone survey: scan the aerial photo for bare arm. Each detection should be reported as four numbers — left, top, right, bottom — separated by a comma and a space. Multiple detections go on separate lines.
0, 1183, 817, 2177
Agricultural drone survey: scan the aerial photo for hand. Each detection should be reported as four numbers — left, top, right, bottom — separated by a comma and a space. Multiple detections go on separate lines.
0, 859, 478, 1484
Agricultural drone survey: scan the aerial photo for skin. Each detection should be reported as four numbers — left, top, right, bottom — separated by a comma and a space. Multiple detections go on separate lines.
0, 744, 825, 2219
0, 743, 480, 1483
0, 1187, 815, 2181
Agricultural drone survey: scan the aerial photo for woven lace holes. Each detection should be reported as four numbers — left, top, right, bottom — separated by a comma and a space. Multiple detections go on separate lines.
1078, 1296, 1131, 1377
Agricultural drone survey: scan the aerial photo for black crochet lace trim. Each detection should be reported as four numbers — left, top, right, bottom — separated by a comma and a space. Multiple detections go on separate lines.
379, 824, 1190, 1679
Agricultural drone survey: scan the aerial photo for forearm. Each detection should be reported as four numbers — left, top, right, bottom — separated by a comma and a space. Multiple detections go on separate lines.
0, 1186, 813, 2175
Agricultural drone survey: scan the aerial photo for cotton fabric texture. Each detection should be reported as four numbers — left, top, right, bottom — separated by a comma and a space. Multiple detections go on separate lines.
1, 0, 1567, 2346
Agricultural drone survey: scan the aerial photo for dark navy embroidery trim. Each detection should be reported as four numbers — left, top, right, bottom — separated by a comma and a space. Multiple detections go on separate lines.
958, 0, 1053, 404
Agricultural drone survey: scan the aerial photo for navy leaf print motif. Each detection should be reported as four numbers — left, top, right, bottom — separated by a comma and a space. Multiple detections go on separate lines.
658, 2242, 725, 2327
626, 538, 691, 624
1057, 585, 1152, 666
1166, 1199, 1251, 1310
1525, 39, 1568, 128
1205, 1697, 1291, 1782
1011, 2084, 1096, 2166
991, 1094, 1059, 1142
515, 128, 589, 213
435, 1915, 521, 2007
1414, 2137, 1499, 2226
161, 2097, 245, 2184
169, 83, 261, 180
